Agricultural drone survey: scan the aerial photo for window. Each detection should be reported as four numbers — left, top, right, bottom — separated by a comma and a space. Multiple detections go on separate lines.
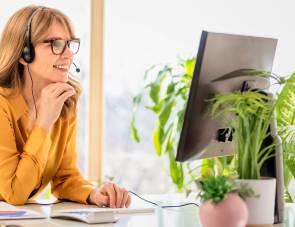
103, 0, 294, 193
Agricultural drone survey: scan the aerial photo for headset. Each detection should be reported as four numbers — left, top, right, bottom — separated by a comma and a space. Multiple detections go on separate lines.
21, 7, 46, 123
22, 7, 80, 73
22, 7, 45, 64
22, 6, 81, 75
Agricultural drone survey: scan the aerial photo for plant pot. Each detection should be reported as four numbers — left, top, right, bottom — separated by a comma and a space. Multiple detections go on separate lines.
238, 178, 276, 226
199, 193, 248, 227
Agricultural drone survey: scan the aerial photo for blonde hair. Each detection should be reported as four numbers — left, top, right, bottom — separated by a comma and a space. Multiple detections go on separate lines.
0, 5, 81, 119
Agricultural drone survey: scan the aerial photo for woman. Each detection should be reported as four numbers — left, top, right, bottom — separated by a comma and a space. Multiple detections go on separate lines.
0, 5, 131, 207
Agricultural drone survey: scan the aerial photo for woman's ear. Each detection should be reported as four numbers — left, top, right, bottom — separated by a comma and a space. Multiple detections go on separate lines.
19, 58, 28, 66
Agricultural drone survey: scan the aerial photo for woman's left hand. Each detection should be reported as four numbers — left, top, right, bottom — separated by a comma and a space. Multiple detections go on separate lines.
88, 183, 131, 208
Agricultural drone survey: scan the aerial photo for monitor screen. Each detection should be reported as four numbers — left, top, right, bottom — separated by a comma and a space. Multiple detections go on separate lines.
176, 31, 277, 161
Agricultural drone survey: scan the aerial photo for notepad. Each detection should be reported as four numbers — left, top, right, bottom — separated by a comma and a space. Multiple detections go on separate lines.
0, 202, 46, 220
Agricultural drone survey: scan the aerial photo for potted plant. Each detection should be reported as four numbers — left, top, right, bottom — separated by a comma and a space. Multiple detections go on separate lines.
197, 175, 249, 227
208, 70, 294, 225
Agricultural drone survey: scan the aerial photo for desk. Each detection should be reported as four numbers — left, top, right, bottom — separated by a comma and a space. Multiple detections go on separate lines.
0, 196, 294, 227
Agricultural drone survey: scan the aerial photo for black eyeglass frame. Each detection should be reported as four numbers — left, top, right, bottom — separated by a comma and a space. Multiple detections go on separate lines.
42, 38, 80, 55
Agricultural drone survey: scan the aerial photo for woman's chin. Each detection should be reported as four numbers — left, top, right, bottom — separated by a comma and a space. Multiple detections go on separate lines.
53, 73, 69, 83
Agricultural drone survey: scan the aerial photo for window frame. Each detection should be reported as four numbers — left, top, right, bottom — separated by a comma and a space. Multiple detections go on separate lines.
88, 0, 104, 183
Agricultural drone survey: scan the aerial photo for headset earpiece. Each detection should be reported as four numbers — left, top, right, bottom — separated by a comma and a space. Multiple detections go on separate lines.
22, 41, 35, 63
22, 7, 43, 64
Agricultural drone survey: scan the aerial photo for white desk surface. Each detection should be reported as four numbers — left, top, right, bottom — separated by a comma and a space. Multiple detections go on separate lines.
0, 194, 293, 227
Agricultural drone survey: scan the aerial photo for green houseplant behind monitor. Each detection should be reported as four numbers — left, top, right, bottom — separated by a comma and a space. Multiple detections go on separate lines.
176, 30, 284, 223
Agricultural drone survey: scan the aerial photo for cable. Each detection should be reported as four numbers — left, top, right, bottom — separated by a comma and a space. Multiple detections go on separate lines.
27, 191, 199, 207
27, 66, 38, 119
128, 191, 200, 208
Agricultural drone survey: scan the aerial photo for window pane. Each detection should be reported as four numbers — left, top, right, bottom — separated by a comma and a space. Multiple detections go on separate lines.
103, 0, 294, 194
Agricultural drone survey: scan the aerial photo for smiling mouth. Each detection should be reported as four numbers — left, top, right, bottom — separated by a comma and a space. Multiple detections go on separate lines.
53, 64, 69, 71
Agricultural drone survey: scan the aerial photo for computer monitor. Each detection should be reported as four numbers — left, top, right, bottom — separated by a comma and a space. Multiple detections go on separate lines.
176, 31, 284, 223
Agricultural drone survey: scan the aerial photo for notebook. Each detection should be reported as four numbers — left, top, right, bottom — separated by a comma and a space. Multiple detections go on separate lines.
0, 202, 46, 220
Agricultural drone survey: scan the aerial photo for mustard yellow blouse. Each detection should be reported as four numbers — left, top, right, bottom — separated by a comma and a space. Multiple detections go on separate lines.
0, 88, 95, 205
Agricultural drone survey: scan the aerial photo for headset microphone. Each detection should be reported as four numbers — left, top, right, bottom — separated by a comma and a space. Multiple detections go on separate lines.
72, 62, 80, 73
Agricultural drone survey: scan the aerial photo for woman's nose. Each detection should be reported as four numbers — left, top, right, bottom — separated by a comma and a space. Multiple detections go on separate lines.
61, 45, 74, 59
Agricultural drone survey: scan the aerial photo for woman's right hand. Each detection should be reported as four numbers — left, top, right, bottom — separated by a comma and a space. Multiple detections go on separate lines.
35, 82, 76, 132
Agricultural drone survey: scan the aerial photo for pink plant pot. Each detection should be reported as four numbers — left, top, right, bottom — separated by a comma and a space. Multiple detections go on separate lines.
199, 193, 248, 227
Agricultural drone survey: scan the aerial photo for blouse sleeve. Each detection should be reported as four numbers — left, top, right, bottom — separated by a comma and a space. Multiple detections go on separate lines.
51, 114, 95, 204
0, 99, 52, 205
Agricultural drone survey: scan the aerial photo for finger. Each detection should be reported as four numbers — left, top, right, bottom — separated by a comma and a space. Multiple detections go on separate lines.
126, 194, 132, 208
57, 90, 75, 103
113, 184, 123, 208
94, 193, 109, 207
52, 84, 75, 97
44, 82, 74, 95
120, 190, 129, 208
102, 183, 116, 208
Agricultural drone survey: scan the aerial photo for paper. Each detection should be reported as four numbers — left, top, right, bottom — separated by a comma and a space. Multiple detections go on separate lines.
0, 202, 46, 220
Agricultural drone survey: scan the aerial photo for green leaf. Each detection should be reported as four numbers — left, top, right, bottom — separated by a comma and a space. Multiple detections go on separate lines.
159, 96, 176, 127
276, 72, 295, 201
166, 82, 176, 95
132, 94, 142, 106
143, 64, 157, 81
160, 124, 172, 152
146, 66, 171, 104
181, 58, 196, 79
200, 159, 215, 177
286, 159, 295, 178
280, 126, 295, 147
130, 114, 140, 142
176, 108, 185, 132
197, 176, 230, 204
145, 104, 160, 113
284, 190, 293, 203
152, 121, 164, 156
277, 72, 295, 127
168, 145, 184, 191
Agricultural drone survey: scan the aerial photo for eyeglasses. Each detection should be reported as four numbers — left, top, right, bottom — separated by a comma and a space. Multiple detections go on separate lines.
42, 38, 80, 55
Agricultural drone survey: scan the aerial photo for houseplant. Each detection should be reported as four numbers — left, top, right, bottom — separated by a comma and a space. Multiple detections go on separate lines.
208, 69, 295, 225
197, 175, 248, 227
131, 58, 195, 191
130, 58, 234, 192
276, 71, 295, 202
131, 58, 295, 200
209, 84, 278, 225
